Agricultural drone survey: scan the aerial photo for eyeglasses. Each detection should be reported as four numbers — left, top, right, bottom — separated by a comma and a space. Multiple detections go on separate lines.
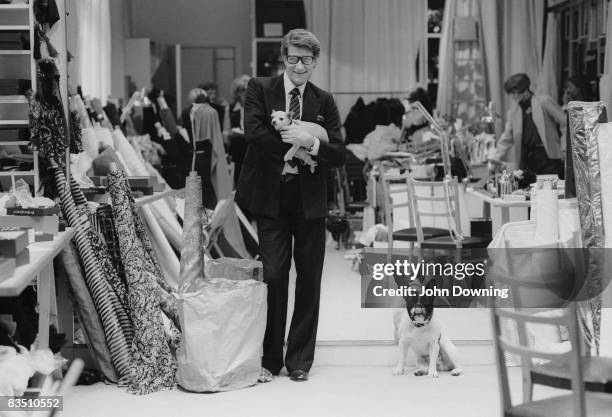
286, 55, 315, 65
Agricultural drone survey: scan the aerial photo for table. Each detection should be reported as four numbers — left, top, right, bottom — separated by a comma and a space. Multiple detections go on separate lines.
0, 228, 75, 350
466, 188, 530, 231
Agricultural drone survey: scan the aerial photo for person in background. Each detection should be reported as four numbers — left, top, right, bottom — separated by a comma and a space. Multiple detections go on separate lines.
489, 73, 566, 177
562, 74, 593, 109
226, 74, 251, 185
199, 81, 227, 130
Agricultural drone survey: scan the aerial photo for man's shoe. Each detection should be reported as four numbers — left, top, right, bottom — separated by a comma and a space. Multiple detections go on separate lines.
258, 367, 274, 383
289, 370, 309, 382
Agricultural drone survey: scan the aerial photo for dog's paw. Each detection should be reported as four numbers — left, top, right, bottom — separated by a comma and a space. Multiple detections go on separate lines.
451, 368, 462, 376
392, 366, 405, 376
413, 369, 426, 376
428, 369, 439, 378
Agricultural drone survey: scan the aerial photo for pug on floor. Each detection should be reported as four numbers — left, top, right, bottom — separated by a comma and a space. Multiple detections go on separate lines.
392, 281, 462, 378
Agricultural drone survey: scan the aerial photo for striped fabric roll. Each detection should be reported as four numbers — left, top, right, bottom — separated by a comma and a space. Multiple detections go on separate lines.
53, 167, 132, 385
69, 175, 88, 206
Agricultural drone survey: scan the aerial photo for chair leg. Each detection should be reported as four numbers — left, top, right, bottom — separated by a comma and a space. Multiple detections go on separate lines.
523, 376, 533, 402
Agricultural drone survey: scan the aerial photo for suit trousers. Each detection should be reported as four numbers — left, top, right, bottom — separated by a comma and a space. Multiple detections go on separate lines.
256, 178, 326, 374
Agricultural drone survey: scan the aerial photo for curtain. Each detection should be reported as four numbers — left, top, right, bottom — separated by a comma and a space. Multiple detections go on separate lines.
304, 0, 425, 120
479, 0, 504, 135
436, 0, 458, 118
600, 2, 612, 113
536, 12, 560, 99
502, 0, 545, 96
68, 0, 112, 102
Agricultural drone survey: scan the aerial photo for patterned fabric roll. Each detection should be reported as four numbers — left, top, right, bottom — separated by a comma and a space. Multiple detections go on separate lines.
108, 169, 177, 395
179, 172, 204, 293
96, 204, 127, 285
52, 167, 131, 385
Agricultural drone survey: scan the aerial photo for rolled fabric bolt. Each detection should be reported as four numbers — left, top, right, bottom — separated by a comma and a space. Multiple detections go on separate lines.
179, 172, 204, 292
82, 127, 99, 159
94, 124, 115, 149
534, 182, 559, 244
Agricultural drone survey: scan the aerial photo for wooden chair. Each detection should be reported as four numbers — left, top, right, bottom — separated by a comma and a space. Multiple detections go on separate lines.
491, 299, 612, 416
406, 176, 490, 249
492, 244, 612, 403
379, 171, 447, 261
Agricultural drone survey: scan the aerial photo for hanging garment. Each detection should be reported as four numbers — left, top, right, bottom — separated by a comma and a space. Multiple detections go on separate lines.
52, 167, 131, 385
107, 169, 177, 395
191, 103, 233, 207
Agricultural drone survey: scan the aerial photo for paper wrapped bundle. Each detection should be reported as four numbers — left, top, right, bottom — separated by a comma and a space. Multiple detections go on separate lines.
567, 101, 606, 354
567, 101, 606, 248
176, 172, 267, 392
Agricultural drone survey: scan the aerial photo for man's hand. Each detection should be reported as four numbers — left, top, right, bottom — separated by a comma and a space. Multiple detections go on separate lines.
281, 122, 316, 148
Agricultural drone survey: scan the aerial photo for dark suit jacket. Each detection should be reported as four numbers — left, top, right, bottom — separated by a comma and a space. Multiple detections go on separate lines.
235, 75, 345, 220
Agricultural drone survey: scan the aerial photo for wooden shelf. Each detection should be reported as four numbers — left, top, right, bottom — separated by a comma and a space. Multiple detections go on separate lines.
0, 140, 28, 146
0, 4, 29, 9
0, 50, 30, 55
0, 229, 75, 297
0, 119, 28, 126
0, 170, 35, 176
0, 25, 29, 30
0, 95, 27, 103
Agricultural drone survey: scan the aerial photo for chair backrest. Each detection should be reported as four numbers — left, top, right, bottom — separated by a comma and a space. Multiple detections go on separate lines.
379, 169, 413, 261
407, 176, 463, 245
489, 269, 586, 417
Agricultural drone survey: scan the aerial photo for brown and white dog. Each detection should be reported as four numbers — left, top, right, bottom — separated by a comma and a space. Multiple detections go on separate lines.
392, 281, 462, 378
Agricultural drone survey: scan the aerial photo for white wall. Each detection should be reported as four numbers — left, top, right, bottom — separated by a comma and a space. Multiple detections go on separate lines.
129, 0, 252, 91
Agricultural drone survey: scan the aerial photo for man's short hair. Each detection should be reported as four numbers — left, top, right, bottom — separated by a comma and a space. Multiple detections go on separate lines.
504, 73, 531, 94
280, 29, 320, 58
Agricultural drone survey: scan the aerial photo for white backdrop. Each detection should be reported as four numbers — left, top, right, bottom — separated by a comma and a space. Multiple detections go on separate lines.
66, 0, 112, 103
304, 0, 425, 120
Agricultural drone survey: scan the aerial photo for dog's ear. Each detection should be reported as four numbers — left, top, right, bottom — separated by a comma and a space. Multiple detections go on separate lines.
287, 111, 295, 121
420, 278, 437, 308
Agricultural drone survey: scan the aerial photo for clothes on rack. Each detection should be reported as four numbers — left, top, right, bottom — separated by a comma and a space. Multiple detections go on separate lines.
190, 102, 232, 209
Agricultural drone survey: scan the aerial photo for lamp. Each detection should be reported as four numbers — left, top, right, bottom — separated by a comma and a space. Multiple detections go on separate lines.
406, 100, 453, 179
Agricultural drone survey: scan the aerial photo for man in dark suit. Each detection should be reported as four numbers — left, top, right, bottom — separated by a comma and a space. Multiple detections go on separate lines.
236, 29, 345, 382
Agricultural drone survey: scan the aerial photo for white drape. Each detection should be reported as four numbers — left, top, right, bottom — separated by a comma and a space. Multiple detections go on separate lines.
536, 12, 560, 99
304, 0, 425, 120
435, 0, 457, 118
69, 0, 112, 103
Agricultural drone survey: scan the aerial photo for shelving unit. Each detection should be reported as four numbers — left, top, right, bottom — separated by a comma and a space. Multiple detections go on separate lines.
0, 0, 38, 195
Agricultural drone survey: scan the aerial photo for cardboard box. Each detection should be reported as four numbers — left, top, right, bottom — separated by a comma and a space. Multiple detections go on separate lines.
0, 256, 16, 281
0, 230, 28, 257
15, 247, 29, 267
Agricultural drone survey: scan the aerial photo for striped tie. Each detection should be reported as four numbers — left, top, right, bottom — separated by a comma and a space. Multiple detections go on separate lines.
289, 87, 301, 120
287, 87, 301, 167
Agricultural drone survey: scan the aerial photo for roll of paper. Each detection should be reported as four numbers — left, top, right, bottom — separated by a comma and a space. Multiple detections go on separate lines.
94, 125, 115, 150
558, 198, 581, 247
82, 127, 99, 159
534, 187, 559, 244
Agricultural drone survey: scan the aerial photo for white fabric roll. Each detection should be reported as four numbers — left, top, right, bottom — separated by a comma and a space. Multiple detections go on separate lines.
94, 125, 115, 150
141, 205, 180, 290
81, 127, 99, 159
534, 188, 558, 244
597, 123, 612, 248
558, 198, 581, 247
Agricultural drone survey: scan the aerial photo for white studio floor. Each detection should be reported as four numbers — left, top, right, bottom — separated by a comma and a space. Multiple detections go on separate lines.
60, 236, 560, 417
